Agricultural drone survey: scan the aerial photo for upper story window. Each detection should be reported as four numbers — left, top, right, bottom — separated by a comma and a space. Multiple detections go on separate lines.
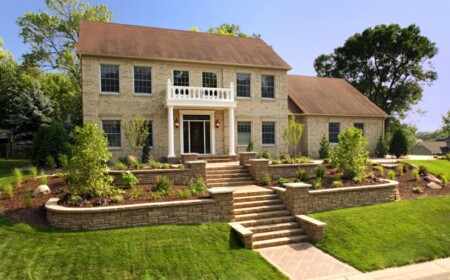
262, 122, 275, 145
134, 67, 152, 94
101, 65, 119, 93
173, 70, 189, 86
261, 75, 275, 98
354, 123, 365, 136
237, 122, 251, 146
329, 122, 340, 143
102, 120, 121, 148
202, 72, 217, 88
237, 73, 251, 97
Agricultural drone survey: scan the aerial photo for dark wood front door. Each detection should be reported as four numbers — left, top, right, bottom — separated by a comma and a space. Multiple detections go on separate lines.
190, 122, 204, 153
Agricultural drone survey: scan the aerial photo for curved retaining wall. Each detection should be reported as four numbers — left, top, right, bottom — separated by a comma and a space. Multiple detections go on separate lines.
46, 187, 234, 230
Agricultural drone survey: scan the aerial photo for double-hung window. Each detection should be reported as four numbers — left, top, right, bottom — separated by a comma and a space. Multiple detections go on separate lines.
134, 66, 152, 94
237, 73, 251, 97
102, 120, 121, 147
173, 70, 189, 86
101, 65, 120, 93
237, 122, 251, 146
202, 72, 217, 88
261, 75, 275, 98
329, 123, 340, 143
262, 122, 275, 145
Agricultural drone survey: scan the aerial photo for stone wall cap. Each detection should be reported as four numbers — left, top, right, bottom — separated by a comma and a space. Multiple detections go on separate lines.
180, 153, 199, 156
296, 215, 327, 228
269, 162, 317, 167
108, 168, 187, 174
208, 187, 235, 194
229, 222, 253, 236
271, 186, 286, 193
185, 160, 207, 164
284, 182, 311, 188
248, 158, 270, 162
309, 179, 398, 194
239, 152, 258, 155
45, 197, 216, 213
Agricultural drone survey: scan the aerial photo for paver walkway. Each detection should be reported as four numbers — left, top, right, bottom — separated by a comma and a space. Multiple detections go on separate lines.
257, 243, 361, 280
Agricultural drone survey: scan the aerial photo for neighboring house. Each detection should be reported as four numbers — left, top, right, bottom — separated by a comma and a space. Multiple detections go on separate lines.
288, 76, 387, 158
77, 21, 386, 161
410, 139, 450, 155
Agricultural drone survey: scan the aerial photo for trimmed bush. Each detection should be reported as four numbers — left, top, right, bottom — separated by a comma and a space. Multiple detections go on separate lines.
389, 129, 408, 158
375, 136, 389, 158
319, 134, 330, 159
31, 122, 69, 167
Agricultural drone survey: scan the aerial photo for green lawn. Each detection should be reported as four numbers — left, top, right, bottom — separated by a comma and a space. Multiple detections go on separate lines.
310, 196, 450, 272
404, 159, 450, 178
0, 218, 286, 280
0, 159, 31, 189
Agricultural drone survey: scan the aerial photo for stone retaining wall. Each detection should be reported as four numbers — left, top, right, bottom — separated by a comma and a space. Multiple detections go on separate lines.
248, 158, 318, 181
273, 180, 399, 214
46, 187, 234, 230
109, 160, 206, 185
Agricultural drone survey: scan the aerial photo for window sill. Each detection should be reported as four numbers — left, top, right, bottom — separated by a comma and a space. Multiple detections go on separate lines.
108, 147, 122, 150
262, 144, 276, 147
236, 96, 251, 100
133, 93, 153, 97
100, 92, 120, 96
261, 98, 276, 101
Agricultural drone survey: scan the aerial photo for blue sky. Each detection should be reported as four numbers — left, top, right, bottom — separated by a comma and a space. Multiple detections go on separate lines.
1, 0, 449, 131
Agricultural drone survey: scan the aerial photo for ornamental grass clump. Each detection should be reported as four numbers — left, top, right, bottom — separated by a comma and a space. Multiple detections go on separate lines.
330, 127, 368, 180
388, 170, 396, 180
30, 166, 38, 180
3, 184, 13, 199
40, 171, 48, 185
412, 169, 420, 181
12, 168, 23, 188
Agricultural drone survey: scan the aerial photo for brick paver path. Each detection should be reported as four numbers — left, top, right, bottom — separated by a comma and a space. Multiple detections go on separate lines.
257, 242, 361, 280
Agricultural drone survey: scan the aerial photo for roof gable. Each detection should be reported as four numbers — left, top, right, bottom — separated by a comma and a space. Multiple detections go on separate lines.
288, 75, 387, 117
77, 21, 291, 70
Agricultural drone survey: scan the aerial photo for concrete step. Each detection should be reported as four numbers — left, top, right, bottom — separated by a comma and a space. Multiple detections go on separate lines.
204, 159, 233, 163
234, 210, 291, 222
206, 166, 247, 171
206, 171, 250, 178
247, 222, 300, 234
233, 199, 282, 209
252, 228, 306, 242
207, 177, 254, 183
239, 216, 296, 227
233, 190, 274, 198
252, 235, 309, 249
233, 194, 279, 203
207, 181, 256, 187
233, 204, 287, 215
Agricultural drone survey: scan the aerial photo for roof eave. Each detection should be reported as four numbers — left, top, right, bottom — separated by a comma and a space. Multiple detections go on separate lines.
288, 112, 388, 118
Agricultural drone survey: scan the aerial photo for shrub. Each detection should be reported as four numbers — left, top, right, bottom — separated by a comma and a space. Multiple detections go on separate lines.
177, 189, 192, 199
30, 166, 38, 180
141, 141, 151, 163
111, 195, 124, 203
63, 122, 115, 198
330, 127, 368, 179
114, 161, 128, 170
162, 163, 171, 169
412, 186, 423, 194
296, 169, 309, 182
260, 173, 272, 186
55, 172, 65, 178
332, 180, 343, 188
127, 155, 141, 169
375, 136, 389, 158
153, 176, 172, 196
271, 159, 282, 165
130, 188, 142, 200
353, 176, 364, 183
40, 171, 48, 185
318, 134, 330, 159
312, 177, 323, 189
23, 190, 32, 208
122, 113, 149, 157
441, 175, 448, 187
261, 151, 272, 159
177, 164, 185, 169
12, 168, 22, 188
3, 184, 13, 198
66, 195, 82, 206
46, 155, 56, 170
412, 169, 420, 181
445, 153, 450, 161
373, 165, 384, 176
148, 192, 162, 201
122, 172, 139, 188
278, 177, 292, 186
418, 165, 428, 176
246, 140, 254, 152
389, 129, 408, 158
323, 158, 331, 164
397, 164, 404, 176
31, 122, 69, 167
314, 166, 326, 178
283, 115, 304, 156
186, 177, 207, 195
387, 170, 396, 180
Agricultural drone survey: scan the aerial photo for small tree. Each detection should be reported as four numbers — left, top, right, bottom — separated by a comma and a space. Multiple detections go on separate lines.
330, 127, 368, 179
318, 134, 330, 159
122, 114, 149, 157
375, 136, 389, 158
31, 122, 70, 166
283, 116, 303, 156
63, 122, 114, 198
389, 129, 408, 158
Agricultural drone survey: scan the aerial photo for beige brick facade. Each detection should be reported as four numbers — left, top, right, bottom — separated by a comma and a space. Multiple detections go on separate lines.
82, 56, 288, 161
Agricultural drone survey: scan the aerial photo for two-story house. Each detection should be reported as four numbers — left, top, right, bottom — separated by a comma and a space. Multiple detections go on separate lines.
77, 21, 387, 161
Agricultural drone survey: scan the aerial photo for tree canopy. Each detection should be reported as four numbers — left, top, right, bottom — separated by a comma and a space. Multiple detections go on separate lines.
188, 23, 261, 38
17, 0, 112, 86
314, 24, 438, 120
442, 110, 450, 139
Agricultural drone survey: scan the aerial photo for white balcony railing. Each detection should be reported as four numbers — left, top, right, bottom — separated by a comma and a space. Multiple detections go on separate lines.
166, 79, 235, 107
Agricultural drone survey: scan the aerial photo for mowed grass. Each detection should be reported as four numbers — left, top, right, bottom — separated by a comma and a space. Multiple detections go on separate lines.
0, 218, 286, 280
309, 196, 450, 272
404, 159, 450, 178
0, 159, 31, 189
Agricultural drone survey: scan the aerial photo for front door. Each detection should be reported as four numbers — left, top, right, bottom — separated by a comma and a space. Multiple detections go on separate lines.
189, 122, 205, 153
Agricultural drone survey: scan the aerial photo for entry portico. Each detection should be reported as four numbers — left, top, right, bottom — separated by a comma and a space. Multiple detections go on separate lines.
165, 79, 237, 159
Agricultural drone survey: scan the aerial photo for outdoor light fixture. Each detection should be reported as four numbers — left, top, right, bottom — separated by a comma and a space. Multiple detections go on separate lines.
175, 119, 180, 128
215, 118, 220, 128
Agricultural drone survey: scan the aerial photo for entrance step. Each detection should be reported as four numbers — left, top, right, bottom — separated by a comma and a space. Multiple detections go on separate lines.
252, 228, 306, 242
207, 177, 254, 183
199, 155, 235, 163
233, 189, 274, 198
247, 222, 300, 234
252, 235, 309, 249
233, 199, 284, 209
234, 210, 292, 222
233, 194, 279, 203
233, 204, 287, 215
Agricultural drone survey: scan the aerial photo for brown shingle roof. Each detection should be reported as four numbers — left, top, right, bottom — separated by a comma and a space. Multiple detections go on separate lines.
288, 75, 387, 117
77, 21, 291, 70
413, 141, 449, 154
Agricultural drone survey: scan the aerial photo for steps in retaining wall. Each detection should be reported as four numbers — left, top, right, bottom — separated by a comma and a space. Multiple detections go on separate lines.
206, 165, 257, 187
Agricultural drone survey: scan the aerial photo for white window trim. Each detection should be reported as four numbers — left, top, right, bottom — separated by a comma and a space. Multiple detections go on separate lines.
99, 64, 120, 95
133, 65, 153, 96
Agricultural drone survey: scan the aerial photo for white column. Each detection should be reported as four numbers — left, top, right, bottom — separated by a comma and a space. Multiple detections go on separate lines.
228, 108, 236, 156
210, 112, 216, 155
168, 106, 175, 158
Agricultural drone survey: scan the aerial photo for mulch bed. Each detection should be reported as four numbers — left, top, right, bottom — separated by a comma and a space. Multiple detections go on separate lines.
1, 163, 449, 228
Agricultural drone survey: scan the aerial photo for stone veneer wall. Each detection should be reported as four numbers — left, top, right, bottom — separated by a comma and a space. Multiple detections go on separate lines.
247, 158, 318, 181
109, 160, 206, 185
46, 187, 234, 230
273, 181, 398, 214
